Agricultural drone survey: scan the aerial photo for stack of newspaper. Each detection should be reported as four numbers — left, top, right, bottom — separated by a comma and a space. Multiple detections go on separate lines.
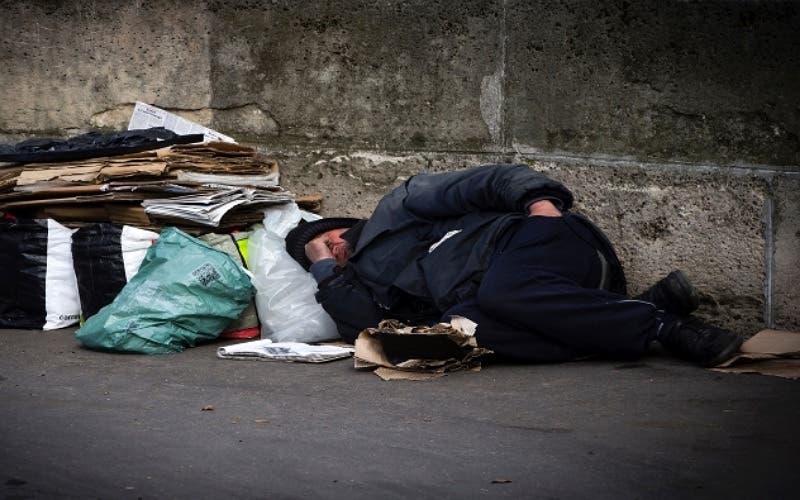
142, 188, 294, 227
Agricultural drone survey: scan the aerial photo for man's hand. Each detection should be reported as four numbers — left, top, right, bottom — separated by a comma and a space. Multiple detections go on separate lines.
528, 199, 562, 217
305, 233, 335, 264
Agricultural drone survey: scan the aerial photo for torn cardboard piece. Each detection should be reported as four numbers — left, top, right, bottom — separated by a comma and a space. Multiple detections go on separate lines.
712, 329, 800, 379
354, 317, 492, 381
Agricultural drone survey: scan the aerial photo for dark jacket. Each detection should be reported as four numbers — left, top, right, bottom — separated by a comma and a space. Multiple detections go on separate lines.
316, 164, 587, 342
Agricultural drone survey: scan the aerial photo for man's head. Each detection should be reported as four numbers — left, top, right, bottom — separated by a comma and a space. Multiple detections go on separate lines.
285, 217, 365, 270
306, 228, 352, 267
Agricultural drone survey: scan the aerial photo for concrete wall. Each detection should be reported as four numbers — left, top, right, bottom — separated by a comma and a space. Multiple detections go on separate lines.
1, 0, 798, 334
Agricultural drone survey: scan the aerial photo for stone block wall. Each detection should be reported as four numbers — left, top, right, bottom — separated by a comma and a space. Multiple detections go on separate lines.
1, 0, 797, 333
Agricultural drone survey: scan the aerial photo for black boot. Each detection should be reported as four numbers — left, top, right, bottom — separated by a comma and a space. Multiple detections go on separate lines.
657, 315, 743, 367
636, 270, 700, 317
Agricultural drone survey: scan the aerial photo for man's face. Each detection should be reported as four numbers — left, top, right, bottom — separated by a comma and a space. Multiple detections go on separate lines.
321, 228, 352, 267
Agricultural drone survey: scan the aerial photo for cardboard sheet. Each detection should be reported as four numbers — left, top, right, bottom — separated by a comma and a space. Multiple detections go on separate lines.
712, 329, 800, 379
354, 317, 492, 380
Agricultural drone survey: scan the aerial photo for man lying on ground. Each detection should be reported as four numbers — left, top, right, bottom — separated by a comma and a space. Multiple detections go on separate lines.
285, 164, 742, 366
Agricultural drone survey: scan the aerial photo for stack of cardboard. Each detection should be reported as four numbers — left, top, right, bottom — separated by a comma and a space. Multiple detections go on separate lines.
0, 141, 321, 232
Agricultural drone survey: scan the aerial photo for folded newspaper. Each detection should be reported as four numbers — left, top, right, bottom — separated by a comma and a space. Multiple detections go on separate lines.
128, 101, 236, 143
217, 340, 355, 363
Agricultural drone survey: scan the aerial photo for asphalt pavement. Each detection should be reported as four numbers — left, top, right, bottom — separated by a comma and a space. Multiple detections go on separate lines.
1, 328, 798, 499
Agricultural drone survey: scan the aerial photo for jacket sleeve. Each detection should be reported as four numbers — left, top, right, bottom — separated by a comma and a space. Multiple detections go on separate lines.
314, 265, 386, 343
402, 164, 573, 218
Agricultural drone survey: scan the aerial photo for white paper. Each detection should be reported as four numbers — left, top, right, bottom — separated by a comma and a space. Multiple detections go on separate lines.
217, 341, 354, 363
128, 101, 236, 143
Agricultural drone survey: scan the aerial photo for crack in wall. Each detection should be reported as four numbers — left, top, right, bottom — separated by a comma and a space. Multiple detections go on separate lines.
764, 183, 775, 328
479, 0, 507, 149
500, 0, 508, 151
89, 101, 275, 116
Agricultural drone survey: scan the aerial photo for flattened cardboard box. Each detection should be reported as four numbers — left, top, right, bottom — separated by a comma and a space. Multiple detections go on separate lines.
712, 329, 800, 379
354, 317, 492, 381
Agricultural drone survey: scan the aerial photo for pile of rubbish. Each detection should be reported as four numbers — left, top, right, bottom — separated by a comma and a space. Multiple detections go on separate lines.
0, 104, 332, 348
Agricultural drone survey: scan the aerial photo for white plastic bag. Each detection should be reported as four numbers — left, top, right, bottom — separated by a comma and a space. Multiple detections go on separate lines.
249, 203, 340, 342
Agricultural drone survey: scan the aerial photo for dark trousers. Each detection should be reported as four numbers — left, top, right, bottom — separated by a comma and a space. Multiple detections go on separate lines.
444, 214, 659, 362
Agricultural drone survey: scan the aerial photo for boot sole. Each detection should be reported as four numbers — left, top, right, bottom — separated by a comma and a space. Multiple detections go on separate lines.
703, 334, 744, 367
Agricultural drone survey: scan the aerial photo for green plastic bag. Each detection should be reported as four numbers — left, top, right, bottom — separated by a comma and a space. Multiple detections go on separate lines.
76, 227, 254, 354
